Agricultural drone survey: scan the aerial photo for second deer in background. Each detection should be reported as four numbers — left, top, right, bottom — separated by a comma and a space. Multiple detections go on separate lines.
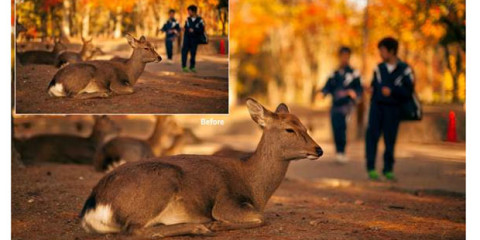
54, 37, 100, 68
93, 116, 187, 172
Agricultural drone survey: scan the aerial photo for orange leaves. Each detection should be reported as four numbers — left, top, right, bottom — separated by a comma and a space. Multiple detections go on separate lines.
91, 0, 137, 13
42, 0, 62, 10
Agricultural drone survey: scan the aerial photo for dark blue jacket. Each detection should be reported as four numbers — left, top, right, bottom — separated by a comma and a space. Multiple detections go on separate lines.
183, 16, 205, 43
161, 18, 181, 40
370, 61, 414, 105
322, 66, 363, 108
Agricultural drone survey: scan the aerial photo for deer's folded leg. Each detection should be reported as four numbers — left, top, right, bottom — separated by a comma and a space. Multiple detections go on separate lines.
132, 223, 213, 238
207, 220, 265, 231
73, 92, 110, 99
209, 192, 265, 232
110, 81, 135, 95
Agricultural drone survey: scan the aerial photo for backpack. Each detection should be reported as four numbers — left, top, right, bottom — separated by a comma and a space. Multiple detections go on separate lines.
400, 92, 422, 121
189, 17, 208, 45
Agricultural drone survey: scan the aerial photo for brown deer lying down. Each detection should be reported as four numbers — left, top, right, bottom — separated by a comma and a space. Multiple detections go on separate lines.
54, 37, 97, 68
93, 116, 186, 172
14, 116, 119, 165
80, 99, 323, 238
47, 34, 161, 99
17, 39, 67, 65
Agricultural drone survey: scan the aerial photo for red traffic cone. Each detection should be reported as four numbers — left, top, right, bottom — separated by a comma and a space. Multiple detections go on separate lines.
219, 39, 226, 55
446, 110, 457, 142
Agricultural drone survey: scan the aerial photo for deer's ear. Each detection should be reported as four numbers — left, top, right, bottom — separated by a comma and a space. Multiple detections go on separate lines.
139, 36, 146, 42
275, 103, 289, 114
126, 34, 138, 48
246, 98, 272, 127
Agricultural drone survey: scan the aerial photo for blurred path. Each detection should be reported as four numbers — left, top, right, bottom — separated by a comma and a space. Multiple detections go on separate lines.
286, 141, 465, 194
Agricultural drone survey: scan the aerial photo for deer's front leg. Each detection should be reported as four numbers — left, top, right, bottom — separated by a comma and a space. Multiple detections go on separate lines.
73, 92, 110, 99
209, 193, 265, 232
132, 223, 213, 238
110, 80, 135, 95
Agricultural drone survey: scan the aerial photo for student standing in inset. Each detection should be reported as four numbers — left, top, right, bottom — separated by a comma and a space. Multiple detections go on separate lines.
181, 5, 205, 73
161, 9, 181, 64
366, 37, 414, 181
319, 47, 363, 164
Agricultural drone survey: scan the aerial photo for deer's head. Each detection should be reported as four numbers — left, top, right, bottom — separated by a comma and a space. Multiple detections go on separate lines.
53, 39, 67, 53
247, 98, 323, 161
81, 37, 96, 53
92, 116, 121, 144
126, 34, 162, 63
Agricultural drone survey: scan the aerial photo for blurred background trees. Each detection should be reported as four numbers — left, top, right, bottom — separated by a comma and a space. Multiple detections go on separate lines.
230, 0, 465, 105
15, 0, 229, 41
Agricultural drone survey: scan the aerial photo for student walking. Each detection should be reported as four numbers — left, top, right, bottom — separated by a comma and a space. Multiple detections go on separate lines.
366, 37, 414, 181
319, 47, 363, 163
181, 5, 205, 73
161, 9, 181, 64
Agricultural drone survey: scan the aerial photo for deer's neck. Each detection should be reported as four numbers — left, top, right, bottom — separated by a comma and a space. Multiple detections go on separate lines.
89, 130, 117, 148
79, 45, 88, 60
125, 50, 147, 84
245, 134, 290, 210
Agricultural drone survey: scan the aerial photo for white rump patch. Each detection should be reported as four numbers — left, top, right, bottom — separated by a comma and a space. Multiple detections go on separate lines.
82, 204, 121, 234
48, 83, 66, 97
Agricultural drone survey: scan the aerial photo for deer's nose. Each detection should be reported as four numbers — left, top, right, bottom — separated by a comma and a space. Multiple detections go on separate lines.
157, 55, 162, 62
315, 147, 323, 157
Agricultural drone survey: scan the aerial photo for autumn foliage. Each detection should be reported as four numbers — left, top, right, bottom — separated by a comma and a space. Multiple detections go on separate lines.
230, 0, 465, 104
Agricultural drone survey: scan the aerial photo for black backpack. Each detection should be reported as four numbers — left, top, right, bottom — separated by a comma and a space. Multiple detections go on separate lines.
400, 92, 422, 121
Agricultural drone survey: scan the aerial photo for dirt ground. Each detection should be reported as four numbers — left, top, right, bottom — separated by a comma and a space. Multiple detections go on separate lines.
12, 161, 465, 240
14, 42, 228, 114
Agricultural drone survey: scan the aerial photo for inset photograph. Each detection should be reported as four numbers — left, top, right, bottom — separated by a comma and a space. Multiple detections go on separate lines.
15, 0, 229, 114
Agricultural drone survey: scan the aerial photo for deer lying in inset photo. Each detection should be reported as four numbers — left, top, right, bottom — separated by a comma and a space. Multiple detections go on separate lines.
14, 116, 119, 165
17, 39, 67, 65
93, 116, 186, 172
47, 34, 161, 99
80, 99, 323, 238
54, 37, 98, 68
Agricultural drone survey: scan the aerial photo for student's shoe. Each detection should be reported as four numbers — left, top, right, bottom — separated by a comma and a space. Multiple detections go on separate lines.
182, 67, 190, 72
335, 153, 349, 164
167, 59, 174, 65
384, 172, 397, 181
368, 170, 380, 180
190, 68, 197, 73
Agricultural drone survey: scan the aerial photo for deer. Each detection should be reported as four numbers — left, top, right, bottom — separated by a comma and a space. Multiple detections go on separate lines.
54, 37, 98, 68
79, 99, 323, 238
17, 39, 67, 65
14, 116, 119, 165
47, 34, 162, 99
93, 116, 186, 172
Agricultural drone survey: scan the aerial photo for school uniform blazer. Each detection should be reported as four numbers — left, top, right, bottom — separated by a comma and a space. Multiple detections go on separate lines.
370, 61, 414, 105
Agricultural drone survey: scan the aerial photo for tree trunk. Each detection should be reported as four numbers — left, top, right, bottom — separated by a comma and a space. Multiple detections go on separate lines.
61, 0, 71, 39
82, 4, 90, 38
114, 6, 123, 39
357, 0, 370, 139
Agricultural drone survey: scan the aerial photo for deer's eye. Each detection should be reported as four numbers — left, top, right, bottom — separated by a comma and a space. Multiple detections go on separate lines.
285, 128, 295, 133
144, 48, 149, 50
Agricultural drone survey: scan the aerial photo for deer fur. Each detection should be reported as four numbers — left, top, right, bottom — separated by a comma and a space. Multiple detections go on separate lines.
17, 39, 67, 65
80, 99, 323, 238
14, 116, 119, 165
47, 34, 161, 99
